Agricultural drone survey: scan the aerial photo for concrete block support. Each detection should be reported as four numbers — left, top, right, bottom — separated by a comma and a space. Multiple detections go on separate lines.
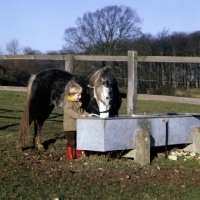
193, 127, 200, 154
184, 127, 200, 154
134, 130, 150, 166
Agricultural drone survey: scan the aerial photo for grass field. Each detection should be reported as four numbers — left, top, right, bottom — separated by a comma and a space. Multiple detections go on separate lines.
1, 90, 200, 199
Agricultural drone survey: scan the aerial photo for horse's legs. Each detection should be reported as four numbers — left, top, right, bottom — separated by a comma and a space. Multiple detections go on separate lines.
33, 120, 45, 151
33, 104, 55, 151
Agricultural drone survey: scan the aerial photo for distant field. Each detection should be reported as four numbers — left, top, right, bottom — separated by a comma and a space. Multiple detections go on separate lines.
175, 88, 200, 98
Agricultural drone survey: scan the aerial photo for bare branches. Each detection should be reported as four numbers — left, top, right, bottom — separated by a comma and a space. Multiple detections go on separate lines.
63, 5, 142, 55
6, 39, 21, 55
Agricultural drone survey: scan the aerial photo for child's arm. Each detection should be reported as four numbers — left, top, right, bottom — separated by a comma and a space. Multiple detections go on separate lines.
64, 105, 81, 118
83, 110, 90, 116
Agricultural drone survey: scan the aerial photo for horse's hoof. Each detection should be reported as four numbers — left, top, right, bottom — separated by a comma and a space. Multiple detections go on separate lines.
36, 144, 45, 151
16, 140, 23, 151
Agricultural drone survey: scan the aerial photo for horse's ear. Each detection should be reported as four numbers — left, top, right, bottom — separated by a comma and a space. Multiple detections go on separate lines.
87, 84, 94, 89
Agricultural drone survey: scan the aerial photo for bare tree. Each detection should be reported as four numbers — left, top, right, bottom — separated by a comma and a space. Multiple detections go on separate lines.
63, 5, 142, 55
23, 46, 42, 55
6, 39, 21, 55
0, 46, 3, 54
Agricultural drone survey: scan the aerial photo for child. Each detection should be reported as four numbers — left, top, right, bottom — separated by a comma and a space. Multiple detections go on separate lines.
63, 82, 90, 161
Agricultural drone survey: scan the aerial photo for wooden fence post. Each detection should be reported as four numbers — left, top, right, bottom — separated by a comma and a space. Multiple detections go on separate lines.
65, 54, 74, 73
127, 51, 137, 115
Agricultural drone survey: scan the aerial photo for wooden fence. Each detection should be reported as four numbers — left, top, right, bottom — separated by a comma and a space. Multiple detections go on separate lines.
1, 51, 200, 114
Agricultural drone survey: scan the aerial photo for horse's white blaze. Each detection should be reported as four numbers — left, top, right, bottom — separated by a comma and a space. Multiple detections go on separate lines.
99, 102, 109, 118
95, 85, 111, 118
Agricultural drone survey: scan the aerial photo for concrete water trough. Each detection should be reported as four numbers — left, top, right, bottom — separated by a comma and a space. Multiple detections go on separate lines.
77, 113, 200, 165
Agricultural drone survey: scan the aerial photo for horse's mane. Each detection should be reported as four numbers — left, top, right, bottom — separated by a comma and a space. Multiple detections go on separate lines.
88, 66, 111, 86
87, 66, 113, 104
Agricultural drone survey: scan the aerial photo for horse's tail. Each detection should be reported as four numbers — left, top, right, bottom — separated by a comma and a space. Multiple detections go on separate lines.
16, 74, 36, 150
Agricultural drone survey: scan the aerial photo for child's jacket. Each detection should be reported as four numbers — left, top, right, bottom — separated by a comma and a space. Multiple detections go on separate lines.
63, 97, 89, 131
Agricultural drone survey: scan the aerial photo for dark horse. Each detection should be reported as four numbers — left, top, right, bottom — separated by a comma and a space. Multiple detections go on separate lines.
16, 67, 122, 151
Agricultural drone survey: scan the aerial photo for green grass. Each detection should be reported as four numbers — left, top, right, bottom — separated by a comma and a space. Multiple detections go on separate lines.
1, 90, 200, 200
120, 98, 200, 115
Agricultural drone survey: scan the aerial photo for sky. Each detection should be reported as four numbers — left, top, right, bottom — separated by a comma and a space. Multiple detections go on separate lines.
1, 0, 200, 54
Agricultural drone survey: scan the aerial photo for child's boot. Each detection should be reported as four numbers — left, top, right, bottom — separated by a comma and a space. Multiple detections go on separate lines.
66, 147, 73, 161
76, 149, 82, 158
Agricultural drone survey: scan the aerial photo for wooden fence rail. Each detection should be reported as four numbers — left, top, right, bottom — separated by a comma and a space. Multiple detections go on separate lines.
1, 51, 200, 113
0, 86, 27, 92
1, 86, 200, 106
1, 54, 200, 63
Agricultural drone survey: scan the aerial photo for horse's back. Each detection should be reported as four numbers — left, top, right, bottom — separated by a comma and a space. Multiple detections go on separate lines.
29, 69, 74, 121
